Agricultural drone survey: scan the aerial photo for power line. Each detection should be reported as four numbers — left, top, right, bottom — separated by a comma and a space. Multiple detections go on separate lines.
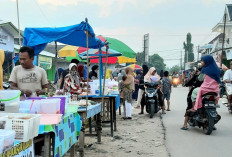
32, 0, 54, 27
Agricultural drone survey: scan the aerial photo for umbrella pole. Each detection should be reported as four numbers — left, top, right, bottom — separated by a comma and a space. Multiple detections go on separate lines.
85, 31, 89, 120
101, 43, 109, 114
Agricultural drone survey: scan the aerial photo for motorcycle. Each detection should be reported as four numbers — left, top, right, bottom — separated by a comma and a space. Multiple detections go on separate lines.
188, 92, 221, 135
172, 77, 180, 87
219, 81, 226, 98
144, 82, 160, 118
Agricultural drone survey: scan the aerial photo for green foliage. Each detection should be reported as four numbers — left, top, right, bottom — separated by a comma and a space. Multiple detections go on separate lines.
168, 65, 180, 75
135, 52, 144, 66
183, 33, 194, 62
136, 52, 166, 72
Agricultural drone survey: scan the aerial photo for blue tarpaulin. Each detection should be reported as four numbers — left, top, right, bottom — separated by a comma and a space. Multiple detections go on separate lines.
23, 20, 104, 56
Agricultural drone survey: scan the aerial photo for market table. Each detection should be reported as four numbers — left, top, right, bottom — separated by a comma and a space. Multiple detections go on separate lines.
81, 94, 120, 137
36, 112, 82, 157
77, 103, 102, 157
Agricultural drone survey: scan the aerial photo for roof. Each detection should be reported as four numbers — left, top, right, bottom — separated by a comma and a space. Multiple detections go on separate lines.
14, 45, 55, 57
0, 20, 23, 38
226, 4, 232, 21
209, 33, 223, 44
44, 44, 65, 55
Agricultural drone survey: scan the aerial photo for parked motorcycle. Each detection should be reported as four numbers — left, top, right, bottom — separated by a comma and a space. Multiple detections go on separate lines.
188, 92, 221, 135
144, 82, 160, 118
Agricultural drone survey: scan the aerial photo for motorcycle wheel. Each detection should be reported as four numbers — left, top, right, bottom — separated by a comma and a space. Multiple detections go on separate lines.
203, 115, 214, 135
219, 88, 223, 98
150, 103, 155, 118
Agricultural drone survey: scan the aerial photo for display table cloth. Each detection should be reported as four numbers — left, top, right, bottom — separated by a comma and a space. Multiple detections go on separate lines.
39, 113, 82, 157
78, 103, 101, 119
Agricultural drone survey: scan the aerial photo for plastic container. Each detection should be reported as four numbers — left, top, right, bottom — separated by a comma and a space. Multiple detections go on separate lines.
39, 114, 62, 125
48, 97, 65, 114
0, 130, 15, 152
66, 105, 79, 113
0, 113, 40, 142
0, 90, 21, 113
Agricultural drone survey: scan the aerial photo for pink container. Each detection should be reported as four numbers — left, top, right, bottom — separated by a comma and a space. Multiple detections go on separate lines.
39, 114, 62, 125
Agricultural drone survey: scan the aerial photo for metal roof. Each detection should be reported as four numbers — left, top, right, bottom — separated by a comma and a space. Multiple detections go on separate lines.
0, 20, 23, 38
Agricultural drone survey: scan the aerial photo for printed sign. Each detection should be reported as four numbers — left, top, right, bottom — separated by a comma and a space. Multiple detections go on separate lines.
0, 139, 34, 157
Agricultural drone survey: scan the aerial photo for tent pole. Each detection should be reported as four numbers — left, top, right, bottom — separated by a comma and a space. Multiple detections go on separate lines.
85, 31, 89, 119
55, 41, 59, 93
101, 43, 109, 114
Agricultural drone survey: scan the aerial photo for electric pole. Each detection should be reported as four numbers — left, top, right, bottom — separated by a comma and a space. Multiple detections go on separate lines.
221, 12, 227, 68
197, 45, 200, 62
180, 51, 182, 70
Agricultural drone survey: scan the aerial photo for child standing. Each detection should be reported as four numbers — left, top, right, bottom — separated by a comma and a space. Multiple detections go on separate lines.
162, 71, 172, 111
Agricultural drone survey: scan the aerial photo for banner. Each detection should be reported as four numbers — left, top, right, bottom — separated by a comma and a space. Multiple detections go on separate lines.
0, 139, 34, 157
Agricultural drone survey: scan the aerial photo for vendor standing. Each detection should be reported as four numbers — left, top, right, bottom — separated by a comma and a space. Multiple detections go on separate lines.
9, 46, 48, 97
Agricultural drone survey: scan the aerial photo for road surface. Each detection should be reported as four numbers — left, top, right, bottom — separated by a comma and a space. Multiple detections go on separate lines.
163, 86, 232, 157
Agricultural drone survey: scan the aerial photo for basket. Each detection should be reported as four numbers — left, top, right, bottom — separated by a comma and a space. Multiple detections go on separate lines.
0, 113, 40, 142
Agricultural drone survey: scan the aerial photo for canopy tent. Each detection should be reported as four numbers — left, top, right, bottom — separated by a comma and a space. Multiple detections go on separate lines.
23, 20, 104, 56
23, 19, 106, 118
127, 64, 142, 69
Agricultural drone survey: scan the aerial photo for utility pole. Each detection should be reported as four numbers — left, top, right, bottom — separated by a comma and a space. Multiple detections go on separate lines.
144, 34, 149, 65
197, 45, 200, 62
221, 12, 227, 68
180, 51, 182, 70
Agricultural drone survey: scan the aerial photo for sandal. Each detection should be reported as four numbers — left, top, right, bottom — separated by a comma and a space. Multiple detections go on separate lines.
138, 112, 144, 115
134, 106, 140, 109
167, 109, 171, 111
162, 111, 166, 114
180, 127, 189, 130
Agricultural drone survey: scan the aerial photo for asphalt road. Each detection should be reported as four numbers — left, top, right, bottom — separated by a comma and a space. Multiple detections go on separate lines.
163, 86, 232, 157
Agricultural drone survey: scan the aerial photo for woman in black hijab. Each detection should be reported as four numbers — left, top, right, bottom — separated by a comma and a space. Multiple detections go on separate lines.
135, 64, 149, 109
89, 65, 99, 80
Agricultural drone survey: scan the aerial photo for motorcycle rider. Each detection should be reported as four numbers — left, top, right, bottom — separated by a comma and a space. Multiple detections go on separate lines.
140, 67, 165, 114
223, 61, 232, 106
181, 55, 220, 130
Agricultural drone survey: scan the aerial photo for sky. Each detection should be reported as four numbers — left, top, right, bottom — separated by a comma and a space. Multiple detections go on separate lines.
0, 0, 231, 67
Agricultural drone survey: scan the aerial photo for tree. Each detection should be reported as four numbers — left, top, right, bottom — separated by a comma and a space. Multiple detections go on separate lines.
135, 52, 144, 66
168, 65, 180, 75
148, 54, 166, 72
183, 33, 194, 63
135, 52, 166, 73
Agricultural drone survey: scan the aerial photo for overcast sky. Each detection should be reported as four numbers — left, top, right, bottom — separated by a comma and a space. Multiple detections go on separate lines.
1, 0, 231, 67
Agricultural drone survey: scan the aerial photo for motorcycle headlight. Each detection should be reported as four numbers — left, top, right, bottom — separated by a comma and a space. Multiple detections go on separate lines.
148, 93, 154, 97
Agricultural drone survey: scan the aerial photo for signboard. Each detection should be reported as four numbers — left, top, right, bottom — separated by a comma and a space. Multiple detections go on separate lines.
0, 139, 34, 157
38, 56, 52, 70
0, 28, 14, 52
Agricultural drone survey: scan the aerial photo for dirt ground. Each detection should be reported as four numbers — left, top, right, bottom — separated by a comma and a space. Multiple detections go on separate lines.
70, 102, 170, 157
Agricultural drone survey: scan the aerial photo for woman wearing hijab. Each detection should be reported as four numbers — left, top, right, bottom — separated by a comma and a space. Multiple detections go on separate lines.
181, 55, 220, 130
133, 69, 142, 101
119, 67, 135, 119
193, 55, 220, 110
89, 65, 99, 80
135, 65, 148, 109
64, 63, 80, 95
140, 67, 166, 114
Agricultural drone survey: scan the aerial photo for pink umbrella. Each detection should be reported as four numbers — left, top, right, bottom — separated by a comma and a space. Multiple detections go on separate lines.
216, 62, 228, 70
